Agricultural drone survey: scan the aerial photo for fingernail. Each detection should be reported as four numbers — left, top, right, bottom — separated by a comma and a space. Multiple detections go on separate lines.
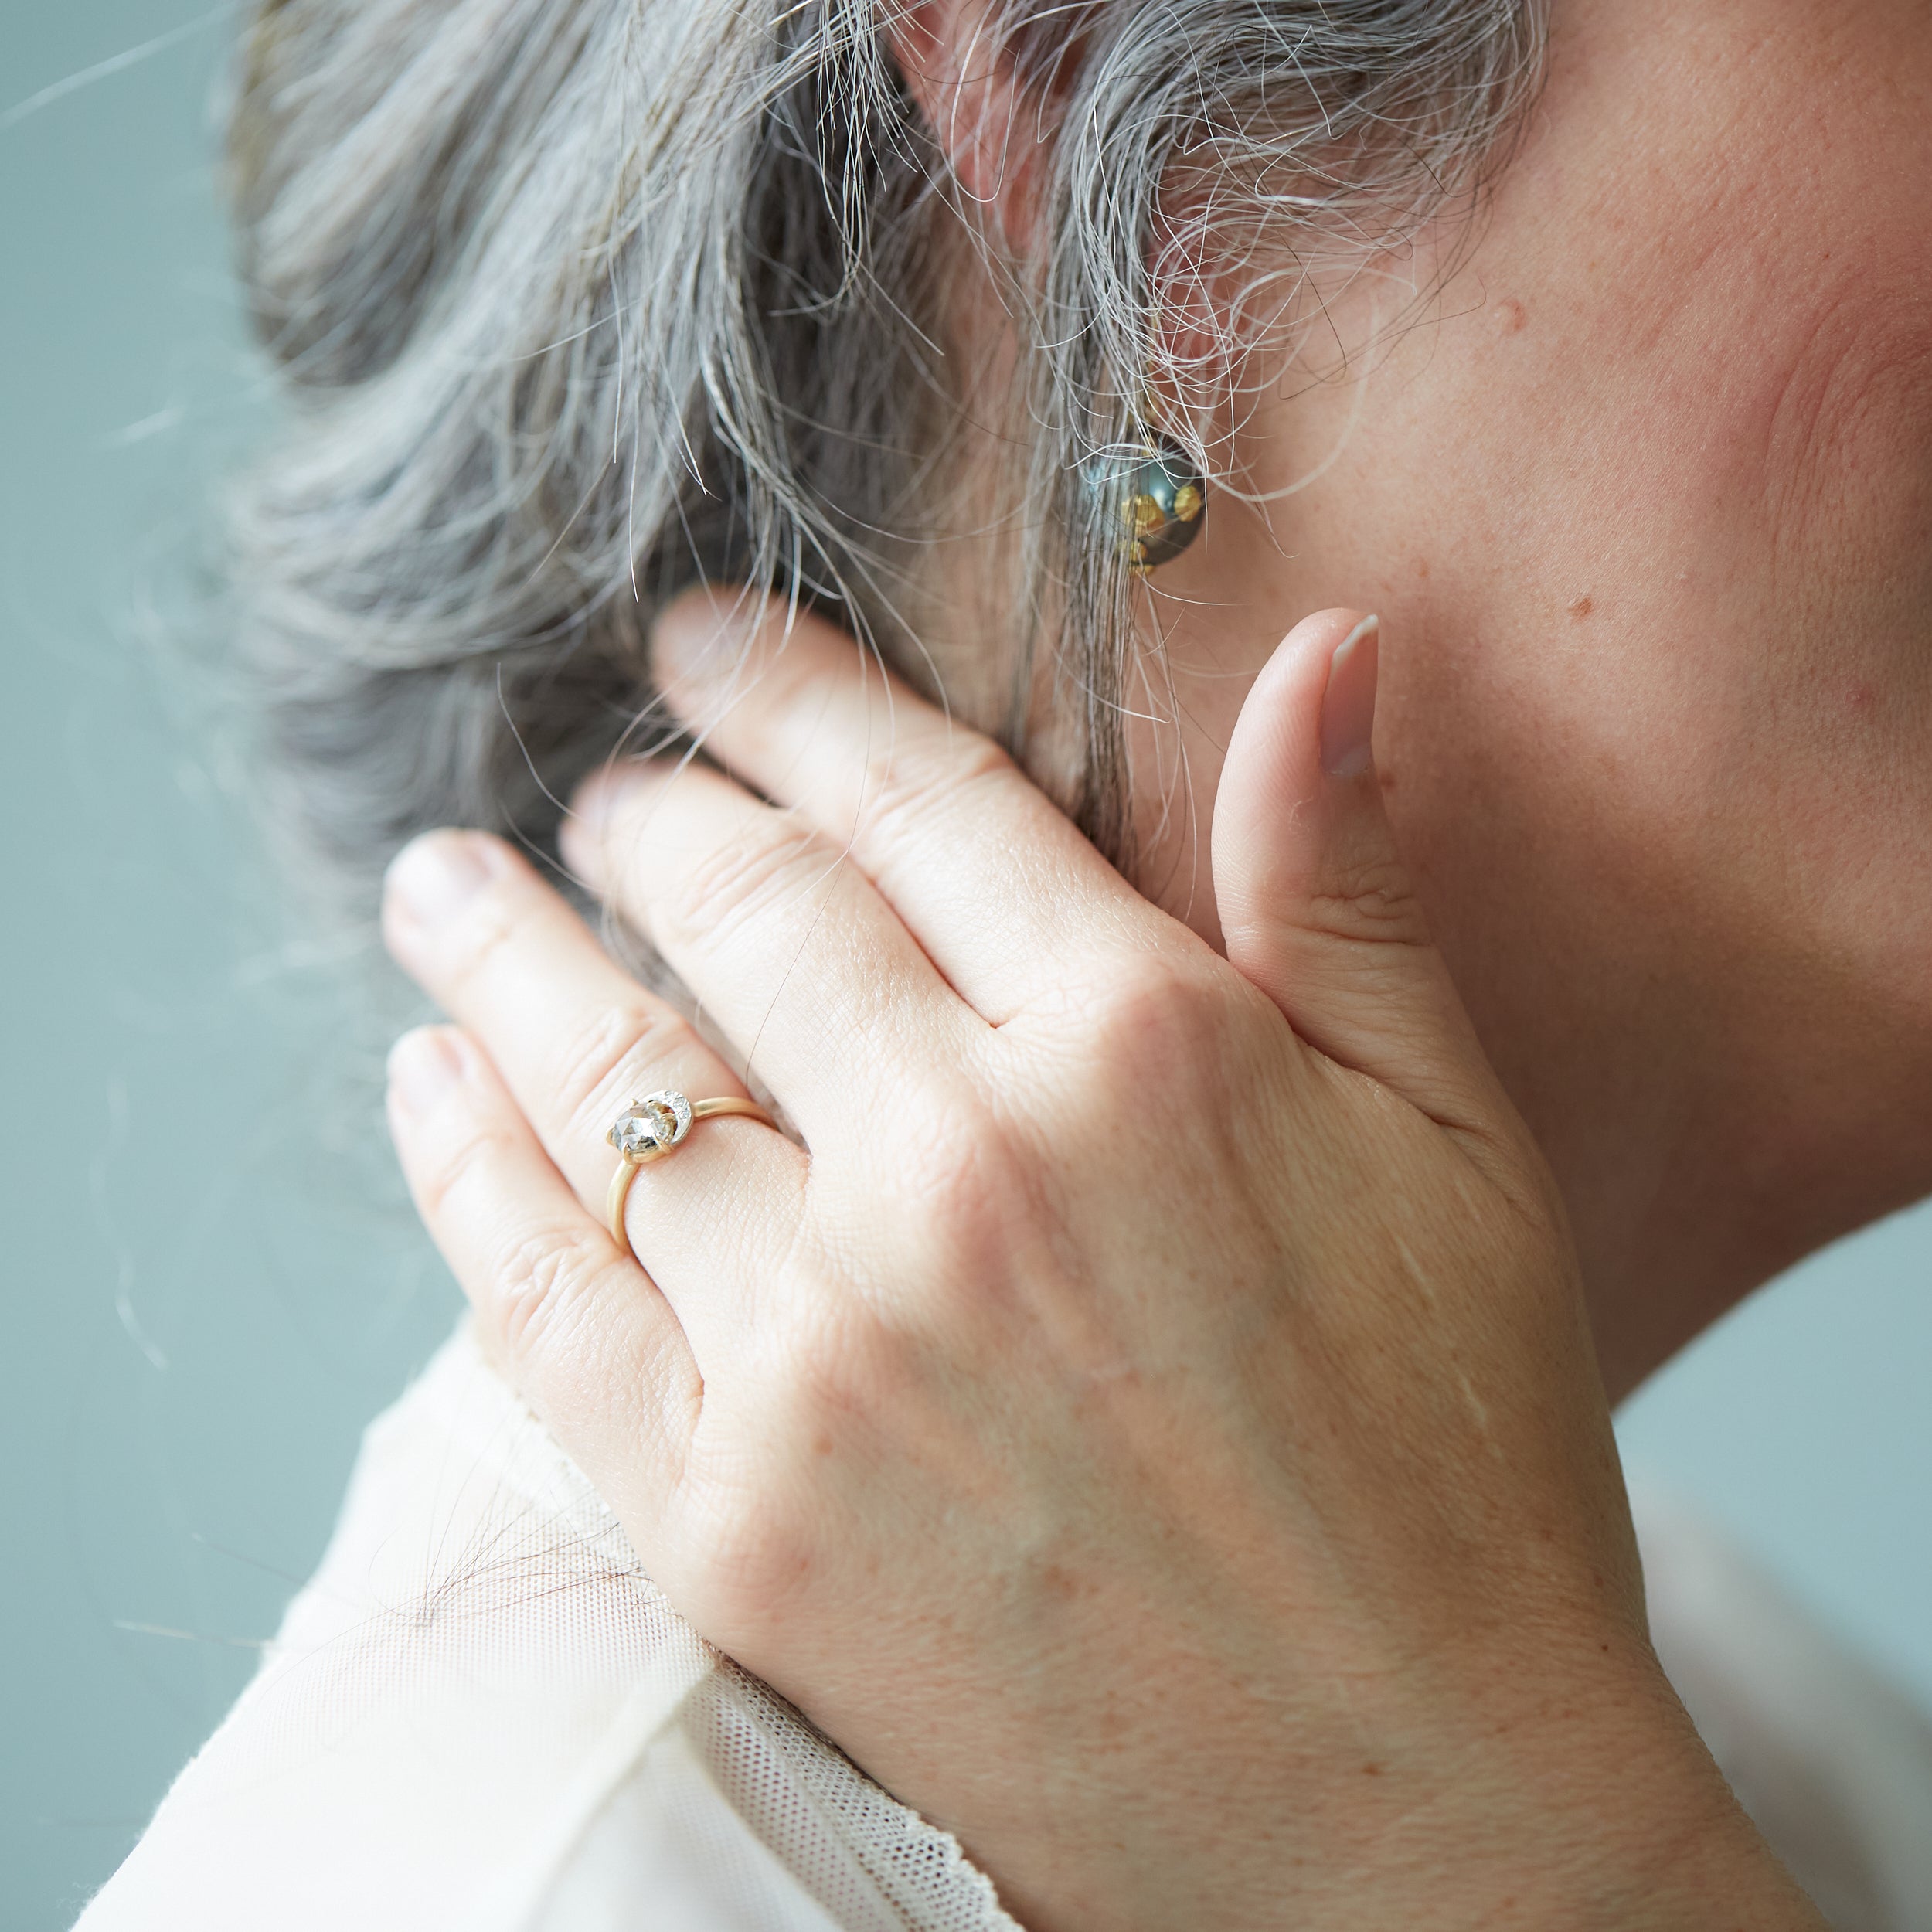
1319, 614, 1380, 779
386, 831, 492, 927
387, 1028, 464, 1117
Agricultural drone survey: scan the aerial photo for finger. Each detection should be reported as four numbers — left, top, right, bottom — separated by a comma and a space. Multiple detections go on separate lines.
385, 1023, 697, 1530
383, 830, 806, 1323
1211, 611, 1511, 1145
629, 587, 1179, 1023
560, 753, 985, 1143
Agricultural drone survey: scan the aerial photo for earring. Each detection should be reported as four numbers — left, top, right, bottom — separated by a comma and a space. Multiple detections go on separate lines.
1083, 427, 1207, 576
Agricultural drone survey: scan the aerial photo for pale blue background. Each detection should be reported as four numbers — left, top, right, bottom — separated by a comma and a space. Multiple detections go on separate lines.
2, 9, 1927, 1930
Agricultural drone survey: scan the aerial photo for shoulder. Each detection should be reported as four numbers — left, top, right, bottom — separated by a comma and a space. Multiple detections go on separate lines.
77, 1325, 1015, 1932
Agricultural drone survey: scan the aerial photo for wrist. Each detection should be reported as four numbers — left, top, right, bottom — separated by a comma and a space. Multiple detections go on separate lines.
1528, 1695, 1828, 1932
988, 1646, 1826, 1932
1324, 1655, 1830, 1932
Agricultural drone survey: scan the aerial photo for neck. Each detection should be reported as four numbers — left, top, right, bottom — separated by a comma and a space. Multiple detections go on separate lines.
1128, 622, 1932, 1408
1454, 934, 1932, 1406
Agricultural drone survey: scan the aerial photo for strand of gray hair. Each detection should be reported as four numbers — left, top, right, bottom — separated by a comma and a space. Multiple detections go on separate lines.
226, 0, 1545, 913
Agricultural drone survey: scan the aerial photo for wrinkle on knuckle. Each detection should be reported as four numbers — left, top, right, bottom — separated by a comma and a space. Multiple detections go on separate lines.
491, 1223, 606, 1365
658, 820, 833, 954
1307, 857, 1431, 948
417, 1112, 519, 1223
860, 733, 1015, 852
434, 893, 526, 1000
552, 999, 690, 1138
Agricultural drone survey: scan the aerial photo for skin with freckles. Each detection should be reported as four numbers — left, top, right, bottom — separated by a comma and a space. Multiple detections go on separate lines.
383, 598, 1822, 1930
1104, 0, 1932, 1396
370, 0, 1925, 1922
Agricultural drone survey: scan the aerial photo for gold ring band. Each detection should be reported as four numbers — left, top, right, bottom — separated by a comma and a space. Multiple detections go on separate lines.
605, 1090, 777, 1247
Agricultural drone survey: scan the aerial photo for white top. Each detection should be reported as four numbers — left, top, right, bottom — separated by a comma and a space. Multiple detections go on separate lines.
77, 1325, 1932, 1931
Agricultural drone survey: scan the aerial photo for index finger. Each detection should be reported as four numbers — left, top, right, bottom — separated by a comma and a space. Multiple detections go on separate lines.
636, 589, 1181, 1024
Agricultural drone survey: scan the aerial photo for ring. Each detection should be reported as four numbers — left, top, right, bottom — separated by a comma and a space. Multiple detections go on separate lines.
605, 1090, 777, 1247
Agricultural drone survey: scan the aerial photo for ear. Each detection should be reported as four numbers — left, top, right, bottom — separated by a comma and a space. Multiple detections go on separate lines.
885, 1, 1082, 252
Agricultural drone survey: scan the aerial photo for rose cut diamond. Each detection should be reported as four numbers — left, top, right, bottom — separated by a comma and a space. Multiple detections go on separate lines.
610, 1110, 671, 1159
607, 1090, 694, 1162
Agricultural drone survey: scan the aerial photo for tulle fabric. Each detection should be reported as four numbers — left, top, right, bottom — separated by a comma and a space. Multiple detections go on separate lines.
79, 1327, 1017, 1931
78, 1325, 1932, 1930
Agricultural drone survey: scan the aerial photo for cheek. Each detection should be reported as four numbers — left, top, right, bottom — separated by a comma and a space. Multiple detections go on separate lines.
1409, 30, 1932, 906
1262, 20, 1932, 1073
1753, 272, 1932, 651
1142, 0, 1932, 996
1729, 263, 1932, 900
1533, 248, 1932, 891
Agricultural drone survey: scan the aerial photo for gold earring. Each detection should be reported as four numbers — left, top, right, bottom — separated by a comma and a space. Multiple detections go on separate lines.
1082, 352, 1207, 575
1090, 429, 1206, 575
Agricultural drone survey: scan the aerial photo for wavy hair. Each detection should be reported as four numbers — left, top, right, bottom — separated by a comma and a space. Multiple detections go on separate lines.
227, 0, 1544, 902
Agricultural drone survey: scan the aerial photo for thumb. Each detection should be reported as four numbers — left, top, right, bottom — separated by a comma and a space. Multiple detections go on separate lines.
1212, 609, 1502, 1138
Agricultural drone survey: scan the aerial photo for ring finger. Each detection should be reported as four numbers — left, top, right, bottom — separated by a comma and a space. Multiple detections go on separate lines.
382, 828, 807, 1327
386, 1024, 699, 1530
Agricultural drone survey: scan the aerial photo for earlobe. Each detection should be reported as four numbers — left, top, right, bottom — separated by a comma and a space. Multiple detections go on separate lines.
884, 0, 1075, 253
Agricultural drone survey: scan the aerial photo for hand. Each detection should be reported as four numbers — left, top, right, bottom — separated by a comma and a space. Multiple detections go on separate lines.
380, 594, 1821, 1931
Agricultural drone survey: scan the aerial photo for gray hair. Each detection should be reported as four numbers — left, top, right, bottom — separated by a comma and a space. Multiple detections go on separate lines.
227, 0, 1544, 904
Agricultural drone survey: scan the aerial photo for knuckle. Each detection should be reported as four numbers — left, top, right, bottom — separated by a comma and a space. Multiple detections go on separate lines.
1308, 855, 1432, 949
550, 999, 693, 1141
876, 1073, 977, 1194
687, 1483, 818, 1625
679, 1319, 893, 1624
657, 817, 835, 953
860, 732, 1016, 849
489, 1223, 610, 1366
413, 1109, 519, 1224
859, 1083, 1047, 1307
898, 1093, 1022, 1237
1084, 957, 1230, 1087
759, 1285, 907, 1447
767, 1292, 872, 1418
915, 1157, 1037, 1298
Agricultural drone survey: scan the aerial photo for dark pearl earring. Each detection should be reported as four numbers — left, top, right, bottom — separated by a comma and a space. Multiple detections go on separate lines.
1083, 431, 1207, 575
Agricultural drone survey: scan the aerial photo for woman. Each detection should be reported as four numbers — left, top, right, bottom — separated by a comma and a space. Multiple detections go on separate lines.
81, 0, 1932, 1926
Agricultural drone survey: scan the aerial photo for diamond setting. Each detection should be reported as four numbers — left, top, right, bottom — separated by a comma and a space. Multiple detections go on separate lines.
607, 1089, 694, 1163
